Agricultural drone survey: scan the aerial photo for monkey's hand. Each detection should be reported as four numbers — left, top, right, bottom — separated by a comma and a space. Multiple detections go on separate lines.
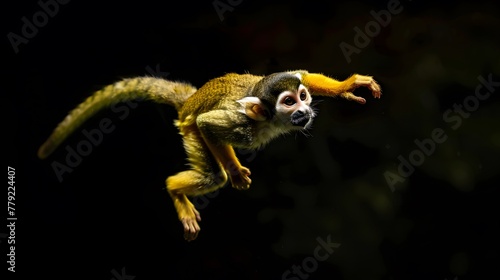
339, 74, 382, 104
228, 165, 252, 190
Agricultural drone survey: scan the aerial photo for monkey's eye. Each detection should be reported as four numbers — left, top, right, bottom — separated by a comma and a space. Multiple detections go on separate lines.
299, 91, 307, 101
283, 96, 296, 106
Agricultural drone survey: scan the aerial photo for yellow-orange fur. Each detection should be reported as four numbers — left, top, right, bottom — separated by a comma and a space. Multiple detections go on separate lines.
38, 70, 381, 241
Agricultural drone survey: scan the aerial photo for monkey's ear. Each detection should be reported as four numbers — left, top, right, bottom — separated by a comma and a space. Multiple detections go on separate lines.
236, 97, 269, 121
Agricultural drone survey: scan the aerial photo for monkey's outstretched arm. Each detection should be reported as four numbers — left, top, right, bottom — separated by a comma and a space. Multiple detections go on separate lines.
291, 71, 382, 104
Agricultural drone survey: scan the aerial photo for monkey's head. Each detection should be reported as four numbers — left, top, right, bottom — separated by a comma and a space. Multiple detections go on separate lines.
237, 72, 316, 130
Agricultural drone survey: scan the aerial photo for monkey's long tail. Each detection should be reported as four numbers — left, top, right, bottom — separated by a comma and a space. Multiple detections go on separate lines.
37, 77, 197, 159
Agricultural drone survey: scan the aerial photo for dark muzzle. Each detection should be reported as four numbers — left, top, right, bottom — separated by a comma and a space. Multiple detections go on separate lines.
291, 110, 311, 127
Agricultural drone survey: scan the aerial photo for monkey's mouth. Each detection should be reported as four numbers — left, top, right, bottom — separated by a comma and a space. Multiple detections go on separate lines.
291, 111, 313, 128
291, 116, 309, 127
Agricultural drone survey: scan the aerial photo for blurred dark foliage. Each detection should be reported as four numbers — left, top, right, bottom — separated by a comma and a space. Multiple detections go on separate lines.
4, 0, 499, 279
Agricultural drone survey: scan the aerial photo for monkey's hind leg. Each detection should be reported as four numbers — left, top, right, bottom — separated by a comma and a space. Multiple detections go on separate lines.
166, 125, 227, 241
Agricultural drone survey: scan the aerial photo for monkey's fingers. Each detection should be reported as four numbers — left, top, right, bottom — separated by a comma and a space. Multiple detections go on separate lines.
352, 74, 382, 99
340, 92, 366, 104
193, 207, 201, 222
230, 177, 252, 190
236, 176, 252, 190
230, 167, 252, 190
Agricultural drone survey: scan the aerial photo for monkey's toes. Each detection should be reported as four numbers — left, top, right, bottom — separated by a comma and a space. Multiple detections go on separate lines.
180, 204, 201, 241
182, 217, 200, 241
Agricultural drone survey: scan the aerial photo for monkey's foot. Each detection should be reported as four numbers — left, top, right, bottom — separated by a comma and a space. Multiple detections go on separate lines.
344, 74, 382, 104
179, 202, 201, 241
229, 166, 252, 190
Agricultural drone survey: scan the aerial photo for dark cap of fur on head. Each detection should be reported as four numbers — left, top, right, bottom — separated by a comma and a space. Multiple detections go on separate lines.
255, 72, 301, 98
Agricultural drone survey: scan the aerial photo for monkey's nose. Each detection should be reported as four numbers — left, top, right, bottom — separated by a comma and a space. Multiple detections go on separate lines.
291, 110, 310, 127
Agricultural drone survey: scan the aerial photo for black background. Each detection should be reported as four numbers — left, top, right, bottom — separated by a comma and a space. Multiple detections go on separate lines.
4, 0, 500, 279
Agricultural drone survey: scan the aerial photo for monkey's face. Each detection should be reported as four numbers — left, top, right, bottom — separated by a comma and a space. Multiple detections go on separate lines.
275, 84, 316, 129
237, 72, 316, 131
236, 73, 317, 149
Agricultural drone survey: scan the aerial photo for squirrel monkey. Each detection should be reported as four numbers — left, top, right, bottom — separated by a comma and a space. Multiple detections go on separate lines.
38, 70, 381, 241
